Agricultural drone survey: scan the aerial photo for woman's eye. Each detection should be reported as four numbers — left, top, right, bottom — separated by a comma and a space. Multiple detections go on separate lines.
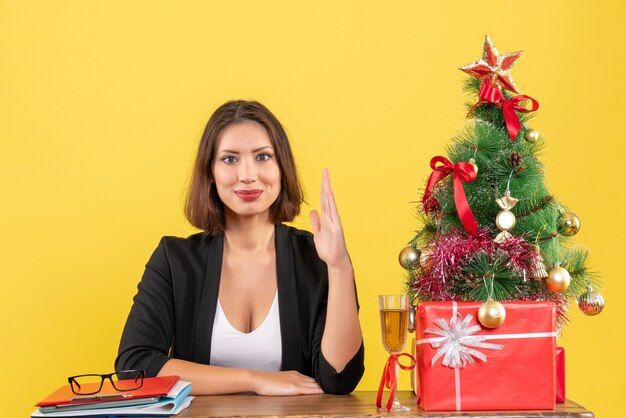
222, 156, 237, 164
257, 153, 272, 161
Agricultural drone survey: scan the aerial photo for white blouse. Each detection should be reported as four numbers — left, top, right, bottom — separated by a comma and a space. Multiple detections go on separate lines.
210, 292, 282, 372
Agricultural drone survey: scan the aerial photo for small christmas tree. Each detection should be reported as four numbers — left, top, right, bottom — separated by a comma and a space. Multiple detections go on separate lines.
401, 36, 604, 330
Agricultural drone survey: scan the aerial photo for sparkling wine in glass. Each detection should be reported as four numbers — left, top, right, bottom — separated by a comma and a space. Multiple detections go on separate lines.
378, 294, 410, 412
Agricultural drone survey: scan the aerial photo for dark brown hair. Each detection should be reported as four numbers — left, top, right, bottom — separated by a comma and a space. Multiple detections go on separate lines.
185, 100, 304, 233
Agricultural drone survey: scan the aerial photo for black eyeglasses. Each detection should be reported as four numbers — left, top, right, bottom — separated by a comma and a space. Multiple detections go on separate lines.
68, 370, 145, 395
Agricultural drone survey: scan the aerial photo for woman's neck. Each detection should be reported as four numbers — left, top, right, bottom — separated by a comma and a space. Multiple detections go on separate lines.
223, 214, 276, 253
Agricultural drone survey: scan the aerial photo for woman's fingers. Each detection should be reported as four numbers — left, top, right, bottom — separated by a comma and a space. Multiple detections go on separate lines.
327, 179, 340, 224
293, 373, 323, 393
253, 370, 323, 396
321, 168, 338, 224
309, 210, 321, 234
324, 169, 334, 223
301, 386, 324, 394
321, 168, 330, 217
312, 168, 351, 270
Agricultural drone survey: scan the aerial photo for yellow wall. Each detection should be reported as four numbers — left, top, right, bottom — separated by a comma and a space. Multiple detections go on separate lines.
2, 1, 624, 416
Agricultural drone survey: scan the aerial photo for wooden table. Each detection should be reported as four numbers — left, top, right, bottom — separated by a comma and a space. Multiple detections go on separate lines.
177, 391, 594, 417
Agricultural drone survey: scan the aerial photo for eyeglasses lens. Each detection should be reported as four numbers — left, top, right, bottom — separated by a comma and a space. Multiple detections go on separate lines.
111, 370, 143, 391
70, 375, 104, 395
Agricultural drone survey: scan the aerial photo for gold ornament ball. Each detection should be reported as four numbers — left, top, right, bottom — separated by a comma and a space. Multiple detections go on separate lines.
496, 210, 516, 231
544, 265, 571, 293
399, 246, 421, 269
478, 300, 507, 328
468, 158, 478, 175
525, 129, 540, 143
578, 290, 605, 316
558, 211, 581, 236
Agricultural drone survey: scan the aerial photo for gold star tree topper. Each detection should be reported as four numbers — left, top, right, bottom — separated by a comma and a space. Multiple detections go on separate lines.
459, 35, 523, 93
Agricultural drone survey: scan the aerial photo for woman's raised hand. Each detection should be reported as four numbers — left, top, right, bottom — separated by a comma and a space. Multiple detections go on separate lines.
309, 170, 362, 373
309, 169, 352, 272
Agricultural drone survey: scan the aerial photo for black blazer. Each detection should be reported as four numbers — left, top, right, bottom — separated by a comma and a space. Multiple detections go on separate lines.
115, 224, 365, 394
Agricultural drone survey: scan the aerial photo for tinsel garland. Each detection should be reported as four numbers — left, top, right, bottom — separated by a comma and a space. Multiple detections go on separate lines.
411, 227, 568, 326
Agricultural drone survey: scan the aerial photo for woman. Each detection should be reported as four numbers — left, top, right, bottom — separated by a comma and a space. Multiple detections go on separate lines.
115, 100, 364, 395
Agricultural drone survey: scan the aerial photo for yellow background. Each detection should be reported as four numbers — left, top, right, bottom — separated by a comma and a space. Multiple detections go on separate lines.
2, 1, 624, 417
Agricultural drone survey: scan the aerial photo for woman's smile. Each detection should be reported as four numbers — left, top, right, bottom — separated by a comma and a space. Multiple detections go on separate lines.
235, 189, 263, 201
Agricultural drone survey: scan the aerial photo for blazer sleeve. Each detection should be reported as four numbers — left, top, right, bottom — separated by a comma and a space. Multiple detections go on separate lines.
115, 238, 174, 377
311, 283, 365, 395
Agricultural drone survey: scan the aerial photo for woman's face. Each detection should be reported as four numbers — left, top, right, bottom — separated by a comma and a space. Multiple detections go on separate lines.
212, 121, 281, 222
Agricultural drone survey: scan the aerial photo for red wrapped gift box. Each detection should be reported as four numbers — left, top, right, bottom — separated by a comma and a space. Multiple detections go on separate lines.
415, 301, 556, 411
556, 346, 565, 403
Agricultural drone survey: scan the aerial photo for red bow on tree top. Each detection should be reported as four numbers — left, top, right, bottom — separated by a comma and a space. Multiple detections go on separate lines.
471, 81, 539, 142
423, 156, 478, 235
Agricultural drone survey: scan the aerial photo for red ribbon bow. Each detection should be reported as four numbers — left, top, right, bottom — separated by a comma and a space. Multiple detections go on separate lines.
469, 81, 539, 142
422, 156, 478, 235
376, 353, 416, 412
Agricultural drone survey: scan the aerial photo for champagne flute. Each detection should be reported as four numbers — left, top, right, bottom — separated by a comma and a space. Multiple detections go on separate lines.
378, 294, 410, 412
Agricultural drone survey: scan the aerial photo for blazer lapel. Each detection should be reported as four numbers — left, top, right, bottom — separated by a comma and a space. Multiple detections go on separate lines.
275, 224, 302, 371
193, 232, 223, 364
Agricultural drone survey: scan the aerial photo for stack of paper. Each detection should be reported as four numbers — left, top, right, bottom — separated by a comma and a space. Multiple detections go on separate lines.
32, 376, 193, 417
